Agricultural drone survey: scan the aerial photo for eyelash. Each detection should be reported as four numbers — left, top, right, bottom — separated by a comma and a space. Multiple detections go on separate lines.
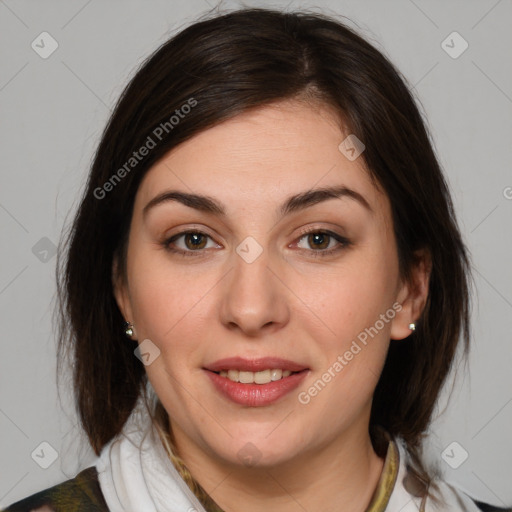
295, 228, 351, 258
162, 228, 350, 258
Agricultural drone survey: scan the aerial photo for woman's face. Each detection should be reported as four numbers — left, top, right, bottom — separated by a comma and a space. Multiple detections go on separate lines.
114, 99, 425, 469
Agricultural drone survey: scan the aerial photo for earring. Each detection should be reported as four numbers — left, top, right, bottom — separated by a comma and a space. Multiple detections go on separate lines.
408, 323, 416, 331
124, 321, 134, 338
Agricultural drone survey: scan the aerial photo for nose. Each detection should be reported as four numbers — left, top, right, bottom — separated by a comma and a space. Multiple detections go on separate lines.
219, 244, 290, 337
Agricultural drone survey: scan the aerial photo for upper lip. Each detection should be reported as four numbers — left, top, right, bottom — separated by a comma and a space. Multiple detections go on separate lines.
204, 357, 308, 373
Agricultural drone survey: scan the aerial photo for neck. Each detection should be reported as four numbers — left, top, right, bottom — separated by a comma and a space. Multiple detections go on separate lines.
168, 421, 386, 512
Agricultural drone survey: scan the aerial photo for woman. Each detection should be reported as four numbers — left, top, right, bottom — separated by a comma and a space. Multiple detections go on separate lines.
3, 7, 509, 512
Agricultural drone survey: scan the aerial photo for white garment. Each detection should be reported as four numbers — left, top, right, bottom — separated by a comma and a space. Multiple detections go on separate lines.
96, 396, 483, 512
388, 439, 481, 511
96, 397, 207, 512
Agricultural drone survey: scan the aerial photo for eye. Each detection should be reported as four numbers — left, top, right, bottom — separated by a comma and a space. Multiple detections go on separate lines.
163, 230, 220, 256
294, 229, 350, 257
162, 228, 350, 258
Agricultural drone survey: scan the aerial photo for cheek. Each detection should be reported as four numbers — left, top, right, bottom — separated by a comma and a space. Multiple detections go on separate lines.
313, 250, 398, 339
126, 248, 224, 368
304, 245, 398, 404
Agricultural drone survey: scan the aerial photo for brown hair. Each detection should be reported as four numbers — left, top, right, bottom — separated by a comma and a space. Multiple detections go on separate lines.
56, 6, 472, 506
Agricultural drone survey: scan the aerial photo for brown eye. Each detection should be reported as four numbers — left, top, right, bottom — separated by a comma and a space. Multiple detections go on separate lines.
163, 230, 220, 257
184, 233, 207, 250
295, 229, 350, 258
307, 232, 330, 250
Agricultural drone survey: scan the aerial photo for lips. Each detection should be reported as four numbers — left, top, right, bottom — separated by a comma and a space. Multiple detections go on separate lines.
203, 356, 308, 373
204, 368, 309, 406
203, 357, 310, 406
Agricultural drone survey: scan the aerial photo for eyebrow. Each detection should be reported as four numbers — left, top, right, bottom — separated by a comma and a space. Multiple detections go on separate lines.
142, 185, 373, 219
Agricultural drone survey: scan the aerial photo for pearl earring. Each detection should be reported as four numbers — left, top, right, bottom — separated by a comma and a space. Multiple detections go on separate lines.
408, 323, 416, 331
124, 321, 134, 338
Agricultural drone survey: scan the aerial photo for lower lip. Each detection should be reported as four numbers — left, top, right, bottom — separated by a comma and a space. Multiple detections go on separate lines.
204, 369, 309, 407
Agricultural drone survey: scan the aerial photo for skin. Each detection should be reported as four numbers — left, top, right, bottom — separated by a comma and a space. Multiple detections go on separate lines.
113, 99, 431, 512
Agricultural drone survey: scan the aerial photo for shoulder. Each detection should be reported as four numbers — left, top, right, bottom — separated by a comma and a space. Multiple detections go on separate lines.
389, 433, 511, 512
1, 466, 109, 512
470, 497, 512, 512
443, 482, 512, 512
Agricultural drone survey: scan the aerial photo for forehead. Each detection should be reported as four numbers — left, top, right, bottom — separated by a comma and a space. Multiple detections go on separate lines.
134, 100, 389, 223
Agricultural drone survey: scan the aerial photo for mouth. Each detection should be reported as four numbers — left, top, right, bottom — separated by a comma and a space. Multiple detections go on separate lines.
203, 356, 309, 384
207, 368, 304, 384
203, 357, 309, 406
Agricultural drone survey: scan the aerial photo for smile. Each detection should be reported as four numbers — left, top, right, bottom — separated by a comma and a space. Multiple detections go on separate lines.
204, 368, 309, 406
215, 368, 294, 384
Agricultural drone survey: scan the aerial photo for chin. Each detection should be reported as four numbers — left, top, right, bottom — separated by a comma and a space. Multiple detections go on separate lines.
210, 434, 304, 469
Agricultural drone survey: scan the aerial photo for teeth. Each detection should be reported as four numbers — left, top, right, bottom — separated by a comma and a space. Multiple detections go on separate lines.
227, 369, 239, 381
255, 370, 270, 384
270, 369, 282, 381
218, 369, 294, 384
239, 371, 254, 384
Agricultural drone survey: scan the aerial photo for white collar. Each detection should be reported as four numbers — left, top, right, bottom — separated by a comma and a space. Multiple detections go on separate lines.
96, 395, 207, 512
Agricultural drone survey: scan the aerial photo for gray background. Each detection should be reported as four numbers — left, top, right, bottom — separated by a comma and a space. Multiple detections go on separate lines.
1, 0, 511, 508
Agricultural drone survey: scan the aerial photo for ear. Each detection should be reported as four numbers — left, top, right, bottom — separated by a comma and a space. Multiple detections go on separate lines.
112, 256, 133, 325
390, 248, 431, 340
